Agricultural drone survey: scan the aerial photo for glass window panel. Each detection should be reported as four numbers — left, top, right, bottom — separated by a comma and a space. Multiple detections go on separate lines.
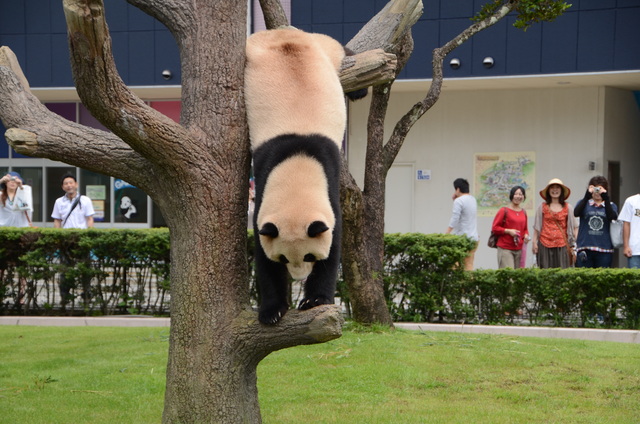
114, 179, 147, 224
46, 167, 76, 222
12, 167, 43, 222
80, 169, 111, 223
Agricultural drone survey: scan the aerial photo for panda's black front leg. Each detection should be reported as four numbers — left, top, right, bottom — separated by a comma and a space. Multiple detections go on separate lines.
255, 249, 290, 325
298, 253, 339, 311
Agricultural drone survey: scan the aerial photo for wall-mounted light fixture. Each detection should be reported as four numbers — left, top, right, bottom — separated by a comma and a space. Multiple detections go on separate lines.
449, 58, 461, 70
482, 57, 494, 68
161, 70, 173, 80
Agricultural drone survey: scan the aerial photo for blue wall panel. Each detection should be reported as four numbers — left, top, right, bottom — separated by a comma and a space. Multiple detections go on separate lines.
506, 16, 542, 75
0, 122, 8, 159
111, 32, 130, 83
291, 1, 312, 26
51, 33, 73, 87
129, 32, 155, 85
343, 0, 376, 23
106, 0, 130, 32
154, 31, 180, 85
615, 7, 640, 69
441, 18, 474, 78
313, 0, 344, 24
25, 0, 51, 34
441, 0, 475, 19
26, 34, 52, 86
471, 20, 507, 76
577, 9, 616, 71
541, 11, 579, 74
0, 2, 25, 34
401, 19, 439, 79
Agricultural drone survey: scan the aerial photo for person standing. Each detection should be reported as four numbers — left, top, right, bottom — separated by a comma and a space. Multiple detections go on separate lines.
51, 173, 95, 305
51, 173, 95, 229
0, 171, 33, 228
618, 190, 640, 268
445, 178, 478, 270
573, 176, 618, 268
532, 178, 577, 268
491, 186, 530, 268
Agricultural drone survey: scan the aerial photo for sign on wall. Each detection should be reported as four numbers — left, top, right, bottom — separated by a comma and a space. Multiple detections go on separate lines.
474, 151, 536, 217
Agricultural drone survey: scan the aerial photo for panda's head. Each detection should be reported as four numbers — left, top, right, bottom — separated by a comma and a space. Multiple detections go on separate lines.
258, 219, 333, 280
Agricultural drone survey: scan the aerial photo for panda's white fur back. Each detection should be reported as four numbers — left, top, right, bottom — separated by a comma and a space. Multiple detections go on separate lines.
245, 28, 347, 149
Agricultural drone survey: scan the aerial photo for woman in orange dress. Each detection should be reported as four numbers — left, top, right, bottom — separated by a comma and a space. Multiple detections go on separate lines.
532, 178, 577, 268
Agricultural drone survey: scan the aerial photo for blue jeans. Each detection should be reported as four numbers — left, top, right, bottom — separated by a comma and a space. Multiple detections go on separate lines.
576, 250, 613, 268
628, 255, 640, 269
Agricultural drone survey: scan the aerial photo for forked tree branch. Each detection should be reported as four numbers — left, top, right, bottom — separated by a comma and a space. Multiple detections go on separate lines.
383, 1, 517, 169
63, 0, 191, 162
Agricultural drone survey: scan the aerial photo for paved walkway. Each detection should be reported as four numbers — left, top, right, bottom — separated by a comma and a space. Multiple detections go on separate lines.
1, 316, 638, 344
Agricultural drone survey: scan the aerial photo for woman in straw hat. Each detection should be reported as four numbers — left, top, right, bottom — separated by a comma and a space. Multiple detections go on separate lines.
532, 178, 577, 268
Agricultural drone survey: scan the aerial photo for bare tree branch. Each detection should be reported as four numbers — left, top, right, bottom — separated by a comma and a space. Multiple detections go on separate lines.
346, 0, 423, 54
383, 1, 517, 169
258, 0, 289, 29
235, 305, 344, 366
63, 0, 191, 162
125, 0, 195, 37
0, 64, 154, 186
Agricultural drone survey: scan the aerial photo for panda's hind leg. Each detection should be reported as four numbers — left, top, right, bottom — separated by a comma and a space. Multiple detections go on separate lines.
298, 255, 339, 311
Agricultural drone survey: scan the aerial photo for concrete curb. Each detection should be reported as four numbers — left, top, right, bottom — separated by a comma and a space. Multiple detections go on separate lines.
1, 317, 638, 344
395, 323, 640, 344
0, 316, 170, 327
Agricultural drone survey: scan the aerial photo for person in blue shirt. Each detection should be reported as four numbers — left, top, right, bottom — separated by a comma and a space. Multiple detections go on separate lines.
573, 176, 618, 268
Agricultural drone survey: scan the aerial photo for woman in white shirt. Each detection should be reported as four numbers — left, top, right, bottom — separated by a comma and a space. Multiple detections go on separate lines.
0, 172, 33, 228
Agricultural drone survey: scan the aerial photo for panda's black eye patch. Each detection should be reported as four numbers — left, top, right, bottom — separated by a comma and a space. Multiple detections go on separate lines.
303, 254, 316, 262
279, 255, 289, 264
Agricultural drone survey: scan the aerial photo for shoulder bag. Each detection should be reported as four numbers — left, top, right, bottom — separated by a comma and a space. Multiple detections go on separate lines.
610, 220, 623, 249
487, 208, 507, 248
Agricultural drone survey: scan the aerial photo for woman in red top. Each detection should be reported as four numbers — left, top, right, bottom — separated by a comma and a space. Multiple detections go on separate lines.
491, 186, 530, 268
532, 178, 577, 268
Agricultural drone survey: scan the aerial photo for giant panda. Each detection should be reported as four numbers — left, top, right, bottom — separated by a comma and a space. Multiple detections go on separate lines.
245, 28, 358, 325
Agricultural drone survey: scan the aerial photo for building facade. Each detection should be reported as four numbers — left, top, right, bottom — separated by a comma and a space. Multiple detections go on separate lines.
1, 1, 639, 268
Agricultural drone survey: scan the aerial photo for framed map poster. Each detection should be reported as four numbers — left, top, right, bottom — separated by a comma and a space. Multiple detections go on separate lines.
474, 151, 536, 217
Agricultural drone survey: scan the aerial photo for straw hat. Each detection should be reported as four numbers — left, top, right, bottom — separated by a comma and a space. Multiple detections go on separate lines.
539, 178, 571, 200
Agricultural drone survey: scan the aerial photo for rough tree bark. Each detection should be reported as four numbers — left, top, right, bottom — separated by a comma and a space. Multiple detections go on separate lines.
0, 0, 401, 422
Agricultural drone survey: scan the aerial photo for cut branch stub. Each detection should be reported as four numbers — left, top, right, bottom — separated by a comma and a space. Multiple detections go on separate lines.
340, 49, 398, 92
0, 46, 31, 92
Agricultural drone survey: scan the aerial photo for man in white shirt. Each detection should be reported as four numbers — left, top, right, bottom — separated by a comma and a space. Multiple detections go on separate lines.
51, 173, 95, 229
618, 192, 640, 268
445, 178, 479, 270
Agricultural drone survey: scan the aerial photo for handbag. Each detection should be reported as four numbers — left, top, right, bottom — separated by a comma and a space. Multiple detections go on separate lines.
487, 208, 507, 248
610, 220, 623, 249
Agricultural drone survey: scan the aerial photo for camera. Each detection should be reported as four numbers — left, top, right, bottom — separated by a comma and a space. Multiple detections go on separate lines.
10, 176, 16, 181
594, 187, 601, 193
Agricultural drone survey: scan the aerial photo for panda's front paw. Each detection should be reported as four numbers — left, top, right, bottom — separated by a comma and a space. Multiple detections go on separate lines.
298, 296, 332, 311
258, 303, 289, 325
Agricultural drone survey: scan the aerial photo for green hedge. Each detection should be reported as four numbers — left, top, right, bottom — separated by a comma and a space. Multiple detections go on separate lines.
383, 233, 640, 329
2, 229, 639, 329
0, 228, 171, 315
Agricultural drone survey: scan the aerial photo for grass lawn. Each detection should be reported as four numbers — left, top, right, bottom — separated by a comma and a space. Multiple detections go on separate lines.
0, 323, 638, 423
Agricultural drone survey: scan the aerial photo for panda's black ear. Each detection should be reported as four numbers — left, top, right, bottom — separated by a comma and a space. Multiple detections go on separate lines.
307, 221, 329, 237
259, 222, 279, 238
